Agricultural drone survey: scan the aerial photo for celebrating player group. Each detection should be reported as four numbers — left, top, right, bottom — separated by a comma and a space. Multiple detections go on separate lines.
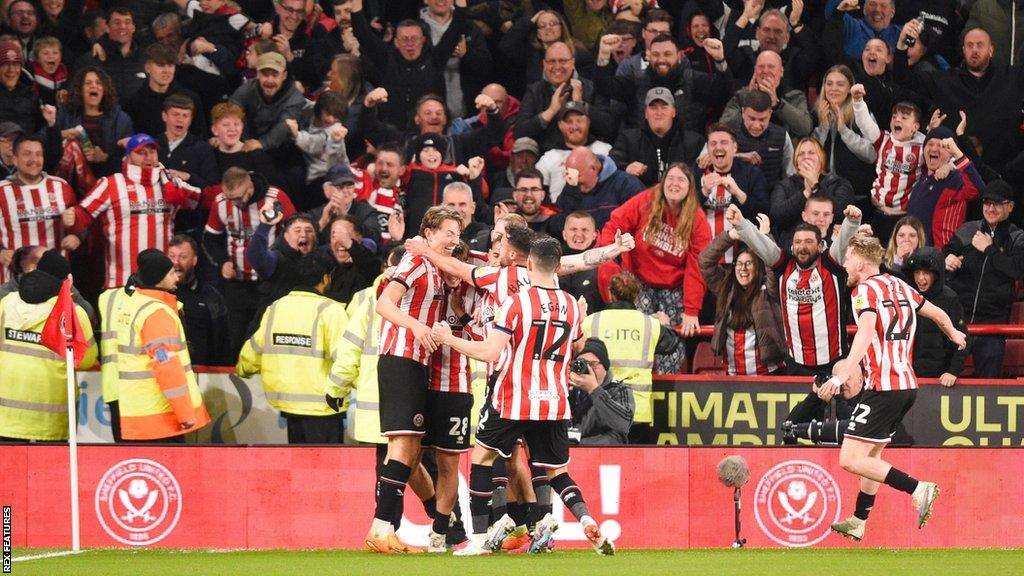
365, 206, 633, 555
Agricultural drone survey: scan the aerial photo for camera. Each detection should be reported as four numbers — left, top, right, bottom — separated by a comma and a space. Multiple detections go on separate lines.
570, 358, 589, 375
261, 201, 284, 221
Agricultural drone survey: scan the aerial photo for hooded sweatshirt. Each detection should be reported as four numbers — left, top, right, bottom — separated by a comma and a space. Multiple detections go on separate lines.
903, 246, 969, 377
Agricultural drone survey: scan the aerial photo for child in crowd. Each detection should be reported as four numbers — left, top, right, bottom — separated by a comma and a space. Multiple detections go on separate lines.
852, 84, 925, 242
285, 91, 349, 187
30, 37, 67, 107
179, 0, 258, 79
402, 134, 486, 235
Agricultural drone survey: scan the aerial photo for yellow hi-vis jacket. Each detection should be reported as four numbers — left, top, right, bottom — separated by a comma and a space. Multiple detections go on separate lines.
98, 286, 132, 403
0, 292, 97, 440
115, 288, 211, 440
237, 288, 349, 417
330, 279, 382, 443
583, 308, 659, 424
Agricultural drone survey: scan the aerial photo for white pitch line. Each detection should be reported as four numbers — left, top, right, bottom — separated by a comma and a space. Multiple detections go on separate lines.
12, 550, 85, 562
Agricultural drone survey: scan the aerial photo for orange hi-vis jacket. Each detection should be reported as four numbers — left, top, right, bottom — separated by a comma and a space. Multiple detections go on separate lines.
114, 288, 211, 440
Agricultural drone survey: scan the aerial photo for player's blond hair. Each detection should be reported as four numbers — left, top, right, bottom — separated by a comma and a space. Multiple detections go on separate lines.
848, 233, 884, 265
498, 212, 527, 229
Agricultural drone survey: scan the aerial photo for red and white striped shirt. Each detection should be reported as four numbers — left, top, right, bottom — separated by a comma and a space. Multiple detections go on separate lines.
354, 166, 402, 242
430, 284, 483, 393
701, 168, 736, 262
492, 286, 583, 421
75, 164, 200, 288
472, 264, 531, 326
775, 254, 844, 368
871, 131, 924, 210
204, 187, 295, 281
852, 273, 924, 391
0, 175, 75, 283
725, 327, 782, 376
378, 253, 445, 365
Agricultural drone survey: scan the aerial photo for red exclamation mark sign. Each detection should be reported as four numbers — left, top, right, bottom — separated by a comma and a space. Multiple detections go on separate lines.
599, 465, 621, 541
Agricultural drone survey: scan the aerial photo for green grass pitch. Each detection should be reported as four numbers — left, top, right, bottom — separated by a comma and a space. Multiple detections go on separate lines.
9, 549, 1023, 576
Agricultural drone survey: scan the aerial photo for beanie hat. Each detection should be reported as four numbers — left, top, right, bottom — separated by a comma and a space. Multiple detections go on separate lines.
579, 337, 611, 372
923, 126, 955, 145
410, 133, 447, 163
136, 249, 174, 287
35, 249, 70, 280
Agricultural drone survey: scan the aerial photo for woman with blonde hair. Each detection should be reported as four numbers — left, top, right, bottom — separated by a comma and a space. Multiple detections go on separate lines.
499, 9, 595, 91
882, 215, 927, 280
811, 64, 877, 199
600, 163, 711, 373
770, 137, 855, 235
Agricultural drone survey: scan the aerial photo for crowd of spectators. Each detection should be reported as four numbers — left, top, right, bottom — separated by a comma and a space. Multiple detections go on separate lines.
2, 0, 1024, 381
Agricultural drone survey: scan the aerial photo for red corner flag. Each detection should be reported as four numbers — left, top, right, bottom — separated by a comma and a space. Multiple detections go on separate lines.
41, 276, 88, 367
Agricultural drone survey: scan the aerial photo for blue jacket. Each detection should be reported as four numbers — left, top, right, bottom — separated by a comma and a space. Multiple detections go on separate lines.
825, 0, 902, 60
554, 155, 645, 234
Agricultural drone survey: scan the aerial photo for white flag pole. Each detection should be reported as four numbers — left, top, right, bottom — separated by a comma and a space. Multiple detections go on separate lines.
64, 344, 80, 552
62, 275, 81, 552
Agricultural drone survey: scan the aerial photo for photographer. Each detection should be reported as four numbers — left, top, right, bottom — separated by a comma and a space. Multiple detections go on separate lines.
568, 339, 635, 446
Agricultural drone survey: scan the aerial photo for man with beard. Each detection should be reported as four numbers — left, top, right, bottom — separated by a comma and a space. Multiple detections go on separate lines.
732, 204, 861, 448
489, 137, 539, 204
720, 50, 813, 139
514, 41, 617, 152
611, 87, 703, 187
595, 33, 732, 132
312, 164, 383, 249
722, 5, 819, 89
732, 204, 861, 376
510, 168, 559, 236
535, 102, 612, 202
204, 167, 296, 360
228, 51, 306, 188
353, 143, 405, 246
167, 234, 229, 366
895, 24, 1024, 174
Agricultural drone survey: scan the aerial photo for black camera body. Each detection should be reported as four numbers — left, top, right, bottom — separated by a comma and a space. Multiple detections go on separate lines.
261, 201, 284, 221
570, 358, 589, 375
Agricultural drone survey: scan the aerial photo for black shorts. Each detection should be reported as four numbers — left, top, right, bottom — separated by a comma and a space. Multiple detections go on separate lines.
422, 391, 474, 452
844, 389, 917, 443
474, 403, 570, 469
377, 355, 429, 436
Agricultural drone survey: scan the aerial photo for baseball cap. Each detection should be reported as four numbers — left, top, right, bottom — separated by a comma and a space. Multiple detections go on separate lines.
327, 164, 356, 186
256, 52, 287, 73
982, 179, 1014, 203
511, 137, 539, 156
0, 121, 24, 138
558, 101, 589, 121
125, 133, 158, 155
645, 87, 674, 107
0, 41, 22, 66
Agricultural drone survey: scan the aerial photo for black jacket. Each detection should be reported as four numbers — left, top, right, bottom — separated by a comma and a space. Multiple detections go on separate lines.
0, 76, 41, 132
610, 123, 704, 187
361, 107, 507, 166
351, 8, 461, 129
309, 199, 384, 252
159, 133, 219, 191
73, 37, 146, 100
594, 58, 732, 132
770, 173, 854, 240
325, 240, 380, 305
569, 372, 635, 446
176, 274, 231, 366
513, 78, 617, 152
903, 246, 969, 378
943, 219, 1024, 323
894, 50, 1024, 171
123, 82, 207, 138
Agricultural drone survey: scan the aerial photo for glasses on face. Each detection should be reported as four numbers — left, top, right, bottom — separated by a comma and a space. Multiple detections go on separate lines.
735, 260, 756, 269
514, 187, 544, 194
279, 5, 305, 16
544, 57, 573, 66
